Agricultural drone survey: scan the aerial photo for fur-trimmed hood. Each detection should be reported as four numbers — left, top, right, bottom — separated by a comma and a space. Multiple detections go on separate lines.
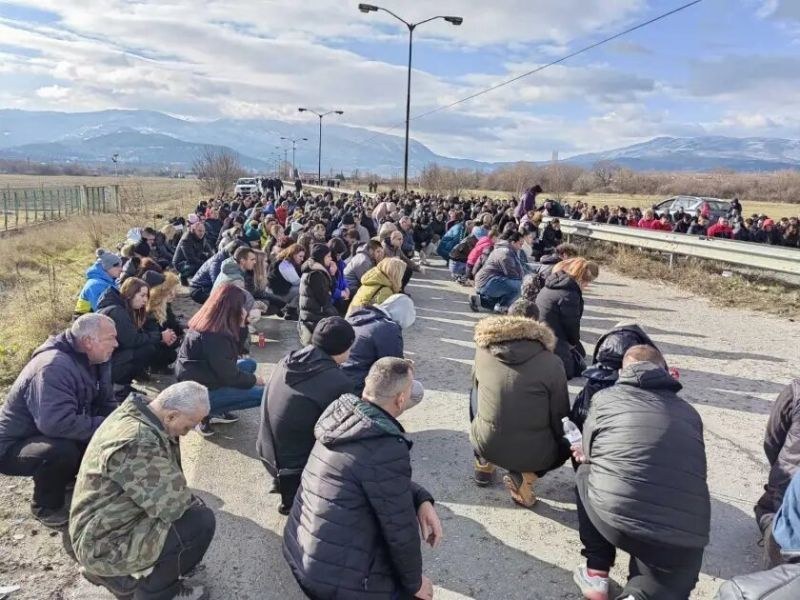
474, 316, 556, 352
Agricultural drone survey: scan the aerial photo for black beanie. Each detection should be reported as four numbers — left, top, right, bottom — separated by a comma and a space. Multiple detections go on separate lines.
341, 213, 355, 226
311, 243, 331, 263
141, 270, 165, 288
134, 238, 151, 257
311, 317, 355, 356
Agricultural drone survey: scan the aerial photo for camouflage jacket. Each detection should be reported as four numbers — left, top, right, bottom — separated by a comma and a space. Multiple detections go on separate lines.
69, 394, 192, 577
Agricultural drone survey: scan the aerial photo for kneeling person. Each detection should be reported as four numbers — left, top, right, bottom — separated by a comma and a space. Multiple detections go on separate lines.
70, 382, 215, 600
284, 357, 441, 600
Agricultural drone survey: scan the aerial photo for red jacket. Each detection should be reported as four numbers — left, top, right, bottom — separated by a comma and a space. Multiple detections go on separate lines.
638, 218, 657, 229
651, 220, 673, 232
468, 236, 494, 267
276, 206, 288, 226
707, 223, 733, 238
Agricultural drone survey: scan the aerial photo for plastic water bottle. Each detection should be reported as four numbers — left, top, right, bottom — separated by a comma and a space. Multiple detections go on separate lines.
562, 417, 582, 445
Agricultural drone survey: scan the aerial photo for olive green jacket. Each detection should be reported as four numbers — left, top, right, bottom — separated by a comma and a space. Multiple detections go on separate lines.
69, 395, 192, 577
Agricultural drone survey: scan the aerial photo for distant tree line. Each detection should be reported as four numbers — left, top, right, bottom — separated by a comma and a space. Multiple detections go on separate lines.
411, 161, 800, 204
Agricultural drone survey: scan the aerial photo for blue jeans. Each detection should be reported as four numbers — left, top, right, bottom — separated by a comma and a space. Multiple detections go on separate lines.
449, 260, 467, 277
207, 359, 264, 415
478, 276, 522, 309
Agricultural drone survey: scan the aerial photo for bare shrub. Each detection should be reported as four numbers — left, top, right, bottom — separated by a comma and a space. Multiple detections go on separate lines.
193, 147, 246, 196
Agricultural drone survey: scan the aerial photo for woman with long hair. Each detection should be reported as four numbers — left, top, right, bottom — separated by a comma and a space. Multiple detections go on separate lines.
535, 257, 599, 379
175, 284, 266, 436
144, 271, 182, 372
297, 244, 338, 345
97, 276, 165, 387
347, 257, 406, 315
327, 237, 351, 315
267, 243, 305, 320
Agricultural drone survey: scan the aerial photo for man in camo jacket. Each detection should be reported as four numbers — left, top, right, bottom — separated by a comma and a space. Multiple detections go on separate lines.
69, 382, 215, 600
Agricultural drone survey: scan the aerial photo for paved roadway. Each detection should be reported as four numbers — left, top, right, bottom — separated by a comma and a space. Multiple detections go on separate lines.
68, 259, 800, 599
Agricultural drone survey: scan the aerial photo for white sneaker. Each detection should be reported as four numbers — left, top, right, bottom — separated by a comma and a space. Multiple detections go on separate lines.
573, 565, 609, 600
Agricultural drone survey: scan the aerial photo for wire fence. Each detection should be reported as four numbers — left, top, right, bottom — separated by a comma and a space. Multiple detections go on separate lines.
0, 185, 120, 232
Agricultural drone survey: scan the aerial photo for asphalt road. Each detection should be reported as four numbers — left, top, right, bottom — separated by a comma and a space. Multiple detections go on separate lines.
64, 259, 799, 600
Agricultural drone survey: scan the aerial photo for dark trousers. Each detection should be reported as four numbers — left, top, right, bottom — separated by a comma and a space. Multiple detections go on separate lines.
0, 437, 84, 510
112, 345, 157, 385
133, 505, 216, 600
576, 471, 703, 599
401, 264, 413, 292
189, 286, 210, 305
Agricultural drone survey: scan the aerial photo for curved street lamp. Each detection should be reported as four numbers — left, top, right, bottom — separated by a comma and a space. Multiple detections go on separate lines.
358, 4, 463, 190
298, 108, 344, 185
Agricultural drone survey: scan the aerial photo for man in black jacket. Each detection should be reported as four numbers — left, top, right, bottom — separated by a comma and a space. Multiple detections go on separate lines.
173, 220, 213, 284
257, 317, 355, 514
572, 345, 710, 600
283, 357, 442, 600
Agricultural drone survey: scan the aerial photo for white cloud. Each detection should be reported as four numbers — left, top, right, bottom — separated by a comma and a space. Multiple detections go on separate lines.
35, 84, 70, 99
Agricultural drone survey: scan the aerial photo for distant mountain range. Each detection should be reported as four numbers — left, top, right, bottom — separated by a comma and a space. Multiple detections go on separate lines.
1, 109, 799, 174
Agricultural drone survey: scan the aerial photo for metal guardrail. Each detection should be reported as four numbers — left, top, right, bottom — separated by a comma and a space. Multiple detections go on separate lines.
553, 218, 800, 276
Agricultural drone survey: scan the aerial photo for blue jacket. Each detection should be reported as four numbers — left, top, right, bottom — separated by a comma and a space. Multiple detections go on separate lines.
0, 331, 116, 459
437, 222, 465, 260
342, 306, 403, 394
190, 249, 229, 292
75, 263, 117, 314
331, 259, 349, 304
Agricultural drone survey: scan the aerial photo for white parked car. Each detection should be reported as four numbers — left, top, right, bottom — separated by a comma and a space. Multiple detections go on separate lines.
234, 177, 258, 196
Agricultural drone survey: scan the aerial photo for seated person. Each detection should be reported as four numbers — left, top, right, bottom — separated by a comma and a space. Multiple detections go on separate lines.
470, 231, 526, 313
188, 240, 242, 305
143, 271, 183, 373
343, 239, 384, 296
173, 219, 213, 284
343, 293, 423, 405
98, 275, 173, 391
70, 382, 215, 600
347, 257, 406, 315
74, 249, 123, 316
0, 314, 118, 527
257, 317, 355, 514
470, 313, 570, 506
175, 284, 266, 437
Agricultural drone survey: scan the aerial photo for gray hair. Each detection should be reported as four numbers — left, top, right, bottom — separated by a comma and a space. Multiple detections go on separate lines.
155, 381, 210, 414
71, 313, 115, 340
363, 357, 413, 407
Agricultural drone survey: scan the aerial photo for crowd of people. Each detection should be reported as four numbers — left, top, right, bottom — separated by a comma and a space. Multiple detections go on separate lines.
0, 181, 797, 600
544, 196, 800, 247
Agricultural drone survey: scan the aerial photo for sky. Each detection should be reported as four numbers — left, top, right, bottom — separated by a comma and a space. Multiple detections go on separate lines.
0, 0, 798, 162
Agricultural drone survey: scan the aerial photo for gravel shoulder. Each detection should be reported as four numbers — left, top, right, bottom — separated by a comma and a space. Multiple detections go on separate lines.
2, 260, 798, 599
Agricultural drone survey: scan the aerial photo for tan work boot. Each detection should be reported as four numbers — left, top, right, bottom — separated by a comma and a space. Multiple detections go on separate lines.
473, 458, 496, 487
503, 471, 538, 507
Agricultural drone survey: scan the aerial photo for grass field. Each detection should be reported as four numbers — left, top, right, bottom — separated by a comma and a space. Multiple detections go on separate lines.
0, 176, 199, 387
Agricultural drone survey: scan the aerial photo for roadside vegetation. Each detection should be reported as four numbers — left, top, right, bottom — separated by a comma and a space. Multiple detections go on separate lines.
579, 241, 800, 319
0, 178, 198, 388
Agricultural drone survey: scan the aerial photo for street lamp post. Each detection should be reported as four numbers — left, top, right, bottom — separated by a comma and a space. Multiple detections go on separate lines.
281, 136, 308, 179
358, 4, 462, 191
297, 108, 343, 185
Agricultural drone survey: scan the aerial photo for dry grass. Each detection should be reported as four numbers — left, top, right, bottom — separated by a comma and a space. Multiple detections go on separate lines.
579, 241, 800, 319
0, 177, 199, 387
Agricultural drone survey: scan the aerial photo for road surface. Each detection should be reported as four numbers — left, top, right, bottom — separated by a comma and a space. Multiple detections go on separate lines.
45, 261, 800, 598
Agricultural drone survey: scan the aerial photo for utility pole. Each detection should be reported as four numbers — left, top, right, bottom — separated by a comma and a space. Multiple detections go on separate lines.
297, 109, 343, 185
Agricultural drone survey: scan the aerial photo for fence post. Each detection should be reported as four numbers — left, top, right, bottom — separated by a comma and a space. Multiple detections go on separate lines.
57, 189, 62, 219
24, 190, 29, 224
3, 190, 7, 231
79, 186, 87, 214
102, 187, 107, 213
14, 190, 19, 228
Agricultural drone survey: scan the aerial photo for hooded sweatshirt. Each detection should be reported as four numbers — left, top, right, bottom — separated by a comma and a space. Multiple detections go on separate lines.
75, 262, 118, 315
257, 346, 353, 476
213, 257, 245, 289
342, 307, 404, 395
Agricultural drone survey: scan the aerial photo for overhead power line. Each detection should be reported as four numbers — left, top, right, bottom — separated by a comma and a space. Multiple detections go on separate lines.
354, 0, 705, 147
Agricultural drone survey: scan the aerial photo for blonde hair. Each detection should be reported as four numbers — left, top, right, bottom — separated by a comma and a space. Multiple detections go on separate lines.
146, 271, 180, 325
553, 257, 599, 284
377, 257, 407, 292
160, 223, 176, 239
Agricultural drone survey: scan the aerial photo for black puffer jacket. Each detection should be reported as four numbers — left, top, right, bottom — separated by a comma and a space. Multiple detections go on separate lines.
283, 394, 433, 600
174, 329, 256, 391
298, 261, 338, 334
715, 564, 800, 599
580, 361, 710, 549
756, 380, 800, 528
535, 271, 585, 378
172, 231, 212, 274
